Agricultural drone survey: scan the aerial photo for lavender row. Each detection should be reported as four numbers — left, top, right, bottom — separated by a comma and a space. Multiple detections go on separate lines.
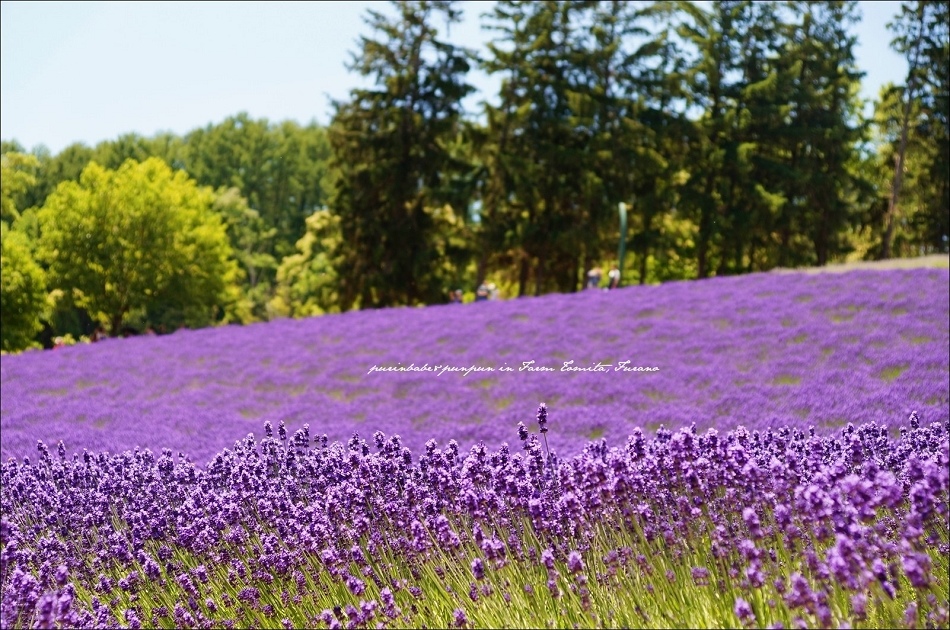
2, 268, 947, 464
2, 409, 947, 628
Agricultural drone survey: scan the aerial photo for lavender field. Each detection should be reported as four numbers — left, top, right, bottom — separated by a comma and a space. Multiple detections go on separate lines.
2, 268, 948, 463
2, 268, 949, 629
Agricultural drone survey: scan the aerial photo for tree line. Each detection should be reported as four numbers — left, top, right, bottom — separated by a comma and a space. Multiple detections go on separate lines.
2, 0, 947, 352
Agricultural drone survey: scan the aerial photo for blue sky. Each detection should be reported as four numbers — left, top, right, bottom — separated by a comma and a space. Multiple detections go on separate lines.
2, 1, 907, 155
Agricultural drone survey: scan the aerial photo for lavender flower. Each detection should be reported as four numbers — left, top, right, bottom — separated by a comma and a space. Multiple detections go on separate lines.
470, 558, 484, 580
518, 422, 528, 442
902, 552, 931, 588
735, 597, 755, 626
567, 551, 584, 574
452, 608, 469, 628
537, 403, 548, 434
345, 575, 365, 596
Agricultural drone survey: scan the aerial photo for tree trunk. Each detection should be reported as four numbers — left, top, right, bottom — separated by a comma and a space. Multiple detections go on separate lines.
518, 253, 529, 297
815, 215, 828, 266
698, 198, 713, 278
638, 249, 648, 285
639, 209, 652, 284
534, 259, 543, 297
110, 312, 124, 337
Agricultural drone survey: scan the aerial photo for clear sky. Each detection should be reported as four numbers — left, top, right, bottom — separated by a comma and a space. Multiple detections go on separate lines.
1, 0, 907, 155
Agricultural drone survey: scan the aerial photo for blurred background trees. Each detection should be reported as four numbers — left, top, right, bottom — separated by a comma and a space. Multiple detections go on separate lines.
1, 0, 947, 352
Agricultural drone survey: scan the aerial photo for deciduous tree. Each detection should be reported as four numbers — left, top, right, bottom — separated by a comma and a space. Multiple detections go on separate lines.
37, 158, 242, 334
0, 225, 47, 352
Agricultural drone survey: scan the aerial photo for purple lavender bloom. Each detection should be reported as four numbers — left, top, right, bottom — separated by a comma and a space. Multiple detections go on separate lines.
5, 268, 949, 462
320, 608, 342, 630
745, 564, 765, 588
237, 586, 259, 605
452, 607, 469, 628
125, 608, 142, 629
785, 574, 813, 609
193, 565, 208, 584
360, 600, 377, 622
471, 558, 485, 580
734, 597, 755, 626
850, 593, 867, 620
691, 567, 710, 586
537, 403, 548, 434
518, 422, 528, 442
742, 507, 763, 539
345, 574, 365, 596
567, 551, 584, 574
882, 580, 897, 599
903, 602, 918, 628
902, 552, 931, 588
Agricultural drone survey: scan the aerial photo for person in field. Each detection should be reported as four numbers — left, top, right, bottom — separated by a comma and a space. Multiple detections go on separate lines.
586, 267, 602, 289
608, 266, 620, 290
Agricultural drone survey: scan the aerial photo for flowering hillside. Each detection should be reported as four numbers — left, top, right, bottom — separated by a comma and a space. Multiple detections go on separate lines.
1, 268, 948, 464
2, 267, 948, 629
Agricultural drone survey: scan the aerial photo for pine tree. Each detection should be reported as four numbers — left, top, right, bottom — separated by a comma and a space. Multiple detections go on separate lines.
327, 1, 475, 308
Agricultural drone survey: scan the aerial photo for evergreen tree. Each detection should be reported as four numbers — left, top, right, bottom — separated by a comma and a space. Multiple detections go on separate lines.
674, 0, 744, 277
327, 0, 475, 309
774, 0, 865, 266
886, 0, 950, 255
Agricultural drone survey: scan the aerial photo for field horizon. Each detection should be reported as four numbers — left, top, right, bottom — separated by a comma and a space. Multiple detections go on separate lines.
2, 264, 947, 466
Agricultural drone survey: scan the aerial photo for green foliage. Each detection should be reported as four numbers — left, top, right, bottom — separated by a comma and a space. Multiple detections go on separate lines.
673, 0, 868, 274
480, 1, 670, 294
269, 209, 342, 318
1, 151, 40, 227
861, 84, 933, 259
213, 187, 278, 321
36, 158, 242, 334
22, 143, 97, 212
0, 224, 47, 352
182, 115, 332, 261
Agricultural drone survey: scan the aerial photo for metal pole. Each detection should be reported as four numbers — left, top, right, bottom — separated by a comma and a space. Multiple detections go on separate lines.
618, 202, 627, 287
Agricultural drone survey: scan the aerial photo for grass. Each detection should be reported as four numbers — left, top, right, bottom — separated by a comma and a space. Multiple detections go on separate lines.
771, 375, 802, 386
771, 254, 949, 275
877, 365, 908, 382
